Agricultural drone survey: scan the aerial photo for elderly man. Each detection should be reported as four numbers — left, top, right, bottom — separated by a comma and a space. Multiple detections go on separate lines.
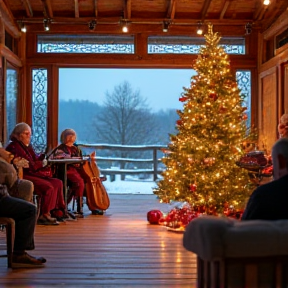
0, 147, 46, 268
242, 138, 288, 220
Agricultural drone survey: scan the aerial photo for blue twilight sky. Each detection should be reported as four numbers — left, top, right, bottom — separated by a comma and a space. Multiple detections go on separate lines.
59, 68, 196, 112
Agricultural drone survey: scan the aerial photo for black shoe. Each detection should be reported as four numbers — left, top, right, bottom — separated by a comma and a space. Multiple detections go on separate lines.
91, 209, 104, 215
12, 253, 45, 268
67, 211, 77, 220
37, 215, 59, 225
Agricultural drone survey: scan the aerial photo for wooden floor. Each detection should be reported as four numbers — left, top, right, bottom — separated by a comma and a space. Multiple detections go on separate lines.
0, 194, 197, 287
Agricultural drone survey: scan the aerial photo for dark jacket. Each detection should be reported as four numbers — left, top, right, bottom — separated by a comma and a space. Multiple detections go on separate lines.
241, 174, 288, 220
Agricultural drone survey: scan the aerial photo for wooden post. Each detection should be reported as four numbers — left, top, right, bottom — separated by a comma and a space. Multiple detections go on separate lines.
153, 148, 157, 181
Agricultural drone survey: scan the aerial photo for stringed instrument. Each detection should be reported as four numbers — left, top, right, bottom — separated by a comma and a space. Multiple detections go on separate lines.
82, 151, 110, 211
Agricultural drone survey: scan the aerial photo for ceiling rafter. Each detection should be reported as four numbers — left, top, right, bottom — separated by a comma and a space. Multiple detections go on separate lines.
201, 0, 212, 21
21, 0, 33, 18
261, 1, 288, 31
74, 0, 79, 18
123, 0, 132, 20
219, 0, 231, 19
166, 0, 176, 20
0, 1, 21, 38
93, 0, 98, 18
41, 0, 53, 19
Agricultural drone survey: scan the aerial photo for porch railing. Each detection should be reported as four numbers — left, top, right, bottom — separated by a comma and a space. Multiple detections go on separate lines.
77, 143, 166, 181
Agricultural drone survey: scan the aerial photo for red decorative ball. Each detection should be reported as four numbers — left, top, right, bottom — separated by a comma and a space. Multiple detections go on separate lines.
190, 184, 197, 192
147, 210, 163, 224
209, 93, 218, 101
179, 96, 188, 102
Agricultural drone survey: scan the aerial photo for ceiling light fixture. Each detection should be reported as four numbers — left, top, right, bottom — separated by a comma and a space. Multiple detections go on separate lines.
245, 22, 252, 35
121, 19, 129, 33
263, 0, 270, 5
162, 21, 170, 33
20, 22, 26, 33
196, 22, 203, 35
88, 20, 97, 31
43, 19, 50, 31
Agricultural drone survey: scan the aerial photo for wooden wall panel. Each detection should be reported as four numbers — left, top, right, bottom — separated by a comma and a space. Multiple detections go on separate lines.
259, 71, 278, 154
285, 65, 288, 113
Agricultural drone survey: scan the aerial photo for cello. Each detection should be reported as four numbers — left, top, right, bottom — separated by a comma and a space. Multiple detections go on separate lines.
82, 151, 110, 211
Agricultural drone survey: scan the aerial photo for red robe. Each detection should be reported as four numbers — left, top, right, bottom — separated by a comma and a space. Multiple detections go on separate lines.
6, 138, 65, 215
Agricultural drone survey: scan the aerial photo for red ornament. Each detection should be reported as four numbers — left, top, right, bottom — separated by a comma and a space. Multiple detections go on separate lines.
190, 184, 197, 192
219, 106, 227, 113
179, 96, 188, 102
209, 93, 218, 101
147, 210, 163, 224
176, 120, 183, 126
242, 113, 248, 120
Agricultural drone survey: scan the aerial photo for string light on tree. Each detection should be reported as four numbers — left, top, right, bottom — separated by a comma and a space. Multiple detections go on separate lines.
153, 24, 254, 222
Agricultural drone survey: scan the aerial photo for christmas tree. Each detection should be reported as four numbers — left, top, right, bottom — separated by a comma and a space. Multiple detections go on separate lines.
153, 24, 253, 215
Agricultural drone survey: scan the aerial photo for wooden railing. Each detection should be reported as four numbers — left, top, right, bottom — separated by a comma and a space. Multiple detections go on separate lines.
77, 143, 166, 181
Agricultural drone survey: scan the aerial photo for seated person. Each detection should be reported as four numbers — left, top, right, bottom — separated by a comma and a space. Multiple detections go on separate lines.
5, 122, 67, 225
0, 147, 33, 202
50, 129, 90, 218
241, 137, 288, 220
0, 185, 46, 268
278, 113, 288, 138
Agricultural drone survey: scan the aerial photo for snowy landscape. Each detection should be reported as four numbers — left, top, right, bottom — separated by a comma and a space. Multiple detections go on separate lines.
103, 175, 156, 195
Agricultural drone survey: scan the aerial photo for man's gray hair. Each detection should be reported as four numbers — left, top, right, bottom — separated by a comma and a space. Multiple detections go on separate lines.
9, 122, 31, 140
272, 138, 288, 167
60, 129, 76, 144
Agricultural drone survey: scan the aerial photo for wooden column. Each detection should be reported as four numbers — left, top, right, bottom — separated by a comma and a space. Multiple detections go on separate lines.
0, 16, 5, 144
18, 31, 27, 122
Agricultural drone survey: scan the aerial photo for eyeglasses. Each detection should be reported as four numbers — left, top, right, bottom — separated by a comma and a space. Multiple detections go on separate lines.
22, 131, 31, 136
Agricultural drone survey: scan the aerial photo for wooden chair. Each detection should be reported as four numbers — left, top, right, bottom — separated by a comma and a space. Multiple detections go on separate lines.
18, 167, 41, 218
0, 217, 15, 268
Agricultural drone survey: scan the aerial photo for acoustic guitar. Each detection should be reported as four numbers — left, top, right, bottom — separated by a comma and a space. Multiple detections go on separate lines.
82, 152, 110, 211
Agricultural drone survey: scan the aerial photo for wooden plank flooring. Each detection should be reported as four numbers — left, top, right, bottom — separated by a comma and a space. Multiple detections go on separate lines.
0, 194, 197, 287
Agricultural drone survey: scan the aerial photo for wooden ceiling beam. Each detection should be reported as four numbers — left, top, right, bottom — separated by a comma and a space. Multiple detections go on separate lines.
219, 0, 231, 19
94, 0, 98, 18
201, 0, 212, 20
166, 0, 176, 20
0, 1, 21, 38
21, 0, 33, 18
123, 0, 132, 20
74, 0, 79, 18
41, 0, 53, 19
261, 1, 288, 31
21, 16, 252, 26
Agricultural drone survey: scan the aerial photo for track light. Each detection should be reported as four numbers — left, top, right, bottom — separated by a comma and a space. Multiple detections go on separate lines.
162, 21, 170, 33
196, 22, 203, 35
263, 0, 270, 5
121, 20, 128, 33
43, 19, 50, 31
88, 20, 97, 31
20, 22, 26, 33
245, 23, 252, 35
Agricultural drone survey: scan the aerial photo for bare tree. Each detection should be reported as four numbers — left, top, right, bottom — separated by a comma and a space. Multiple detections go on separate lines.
95, 81, 158, 145
94, 81, 160, 178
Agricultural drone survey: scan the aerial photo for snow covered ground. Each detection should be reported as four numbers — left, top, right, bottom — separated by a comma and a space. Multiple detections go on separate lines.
103, 175, 156, 195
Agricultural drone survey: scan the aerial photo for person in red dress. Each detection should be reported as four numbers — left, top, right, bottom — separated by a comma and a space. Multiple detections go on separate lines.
6, 122, 67, 225
50, 129, 90, 217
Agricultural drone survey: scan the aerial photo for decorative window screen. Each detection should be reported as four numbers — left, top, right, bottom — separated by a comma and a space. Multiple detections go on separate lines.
5, 68, 18, 143
37, 35, 134, 54
32, 68, 48, 153
148, 36, 245, 54
236, 70, 251, 127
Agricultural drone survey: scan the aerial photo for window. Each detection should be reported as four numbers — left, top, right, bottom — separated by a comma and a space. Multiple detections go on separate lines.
148, 36, 245, 54
31, 68, 48, 153
37, 35, 134, 54
236, 70, 251, 127
5, 67, 18, 143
